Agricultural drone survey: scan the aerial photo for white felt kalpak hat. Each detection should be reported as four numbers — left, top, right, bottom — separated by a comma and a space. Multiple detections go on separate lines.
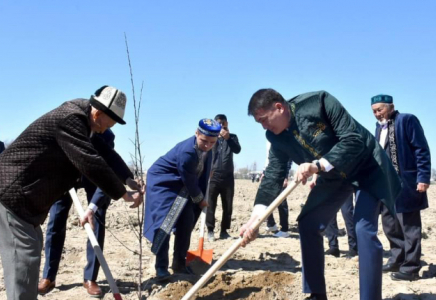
90, 85, 127, 124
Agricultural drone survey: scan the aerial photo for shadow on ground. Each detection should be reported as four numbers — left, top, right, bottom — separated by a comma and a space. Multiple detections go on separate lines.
384, 293, 436, 300
222, 252, 300, 272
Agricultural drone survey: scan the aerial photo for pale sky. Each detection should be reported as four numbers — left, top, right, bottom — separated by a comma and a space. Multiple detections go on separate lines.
1, 1, 435, 171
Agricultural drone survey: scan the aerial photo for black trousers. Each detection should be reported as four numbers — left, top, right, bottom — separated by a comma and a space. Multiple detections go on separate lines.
267, 192, 289, 232
325, 193, 357, 251
155, 200, 201, 269
381, 204, 422, 273
206, 179, 234, 232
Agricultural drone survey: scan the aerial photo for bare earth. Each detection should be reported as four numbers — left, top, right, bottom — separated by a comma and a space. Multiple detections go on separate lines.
1, 179, 436, 300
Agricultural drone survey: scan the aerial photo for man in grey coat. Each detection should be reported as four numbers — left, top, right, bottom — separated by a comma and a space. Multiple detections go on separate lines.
0, 86, 143, 300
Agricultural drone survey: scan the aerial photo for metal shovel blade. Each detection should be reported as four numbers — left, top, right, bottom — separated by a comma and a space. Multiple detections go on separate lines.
187, 237, 213, 265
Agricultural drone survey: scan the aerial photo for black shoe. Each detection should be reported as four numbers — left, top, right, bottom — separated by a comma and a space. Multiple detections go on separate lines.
219, 230, 231, 239
325, 248, 340, 258
337, 228, 346, 237
345, 248, 358, 259
382, 263, 400, 273
304, 293, 328, 300
156, 268, 171, 280
391, 271, 419, 281
172, 262, 194, 275
173, 265, 194, 275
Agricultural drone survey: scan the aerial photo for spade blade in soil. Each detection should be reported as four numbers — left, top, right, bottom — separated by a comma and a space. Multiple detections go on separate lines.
187, 255, 213, 275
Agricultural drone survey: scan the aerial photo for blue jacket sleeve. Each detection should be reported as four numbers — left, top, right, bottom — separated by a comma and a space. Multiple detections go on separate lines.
406, 115, 431, 184
91, 133, 133, 183
89, 187, 109, 208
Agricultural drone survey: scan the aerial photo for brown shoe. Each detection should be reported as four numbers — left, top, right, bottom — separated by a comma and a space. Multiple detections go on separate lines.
83, 280, 103, 298
38, 278, 56, 295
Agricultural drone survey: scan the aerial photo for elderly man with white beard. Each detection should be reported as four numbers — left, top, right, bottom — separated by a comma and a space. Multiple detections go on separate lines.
371, 94, 431, 281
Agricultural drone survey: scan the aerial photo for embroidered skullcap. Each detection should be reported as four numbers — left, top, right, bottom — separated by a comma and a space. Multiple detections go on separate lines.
90, 85, 127, 124
198, 119, 221, 137
371, 94, 393, 105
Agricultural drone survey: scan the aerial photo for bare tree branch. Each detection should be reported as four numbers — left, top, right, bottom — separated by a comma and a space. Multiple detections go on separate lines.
124, 32, 146, 298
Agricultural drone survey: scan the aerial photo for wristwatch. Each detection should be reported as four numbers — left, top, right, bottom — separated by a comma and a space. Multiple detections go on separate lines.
313, 160, 322, 173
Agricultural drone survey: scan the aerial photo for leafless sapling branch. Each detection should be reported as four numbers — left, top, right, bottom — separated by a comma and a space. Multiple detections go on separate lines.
124, 32, 146, 299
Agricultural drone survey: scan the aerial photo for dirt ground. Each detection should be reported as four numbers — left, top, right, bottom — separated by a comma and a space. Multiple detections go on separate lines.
1, 179, 436, 300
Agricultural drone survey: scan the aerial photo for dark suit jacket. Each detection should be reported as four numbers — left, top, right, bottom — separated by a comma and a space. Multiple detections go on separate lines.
255, 91, 402, 219
0, 99, 132, 226
0, 141, 4, 154
375, 112, 431, 213
211, 133, 241, 181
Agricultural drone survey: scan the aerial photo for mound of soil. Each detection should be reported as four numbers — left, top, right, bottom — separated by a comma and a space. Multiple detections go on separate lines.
150, 271, 294, 300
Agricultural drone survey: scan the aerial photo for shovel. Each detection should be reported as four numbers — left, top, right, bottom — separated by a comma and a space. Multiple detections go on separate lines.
181, 180, 299, 300
69, 188, 123, 300
186, 207, 213, 266
186, 182, 213, 271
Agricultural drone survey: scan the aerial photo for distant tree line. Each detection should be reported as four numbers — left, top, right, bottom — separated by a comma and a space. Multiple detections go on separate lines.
234, 161, 294, 180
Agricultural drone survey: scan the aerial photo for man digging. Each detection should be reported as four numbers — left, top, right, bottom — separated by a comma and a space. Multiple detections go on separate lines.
240, 89, 401, 300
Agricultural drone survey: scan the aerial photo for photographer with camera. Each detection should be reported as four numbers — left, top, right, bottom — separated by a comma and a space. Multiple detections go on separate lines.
206, 114, 241, 241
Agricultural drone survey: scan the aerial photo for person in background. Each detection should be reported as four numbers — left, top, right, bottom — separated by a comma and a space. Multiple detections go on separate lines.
371, 94, 431, 281
206, 114, 241, 242
263, 141, 292, 238
318, 178, 357, 259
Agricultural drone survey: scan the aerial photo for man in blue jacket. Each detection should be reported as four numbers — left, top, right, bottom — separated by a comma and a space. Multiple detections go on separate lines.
143, 119, 221, 279
371, 94, 431, 281
0, 140, 4, 154
38, 129, 143, 297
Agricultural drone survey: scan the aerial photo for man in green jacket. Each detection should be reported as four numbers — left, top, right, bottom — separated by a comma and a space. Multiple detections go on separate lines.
240, 89, 401, 300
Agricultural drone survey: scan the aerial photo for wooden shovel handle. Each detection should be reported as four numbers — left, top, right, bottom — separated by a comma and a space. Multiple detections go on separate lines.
69, 189, 122, 299
182, 180, 299, 300
198, 177, 211, 239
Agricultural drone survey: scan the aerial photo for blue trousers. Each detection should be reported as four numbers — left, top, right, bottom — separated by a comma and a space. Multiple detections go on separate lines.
325, 193, 357, 251
299, 185, 382, 300
42, 188, 110, 282
155, 200, 201, 270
